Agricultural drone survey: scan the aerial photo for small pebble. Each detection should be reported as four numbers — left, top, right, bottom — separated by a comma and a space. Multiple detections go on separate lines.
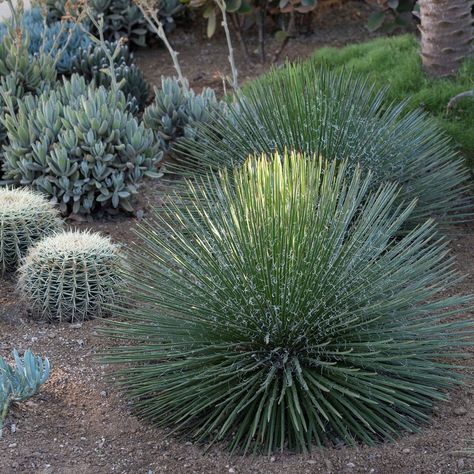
346, 462, 355, 468
228, 468, 235, 473
10, 424, 16, 433
402, 448, 411, 454
454, 407, 467, 416
8, 443, 17, 448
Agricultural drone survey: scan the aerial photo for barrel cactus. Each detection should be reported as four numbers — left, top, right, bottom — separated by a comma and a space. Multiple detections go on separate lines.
2, 75, 162, 215
18, 230, 123, 323
0, 188, 62, 274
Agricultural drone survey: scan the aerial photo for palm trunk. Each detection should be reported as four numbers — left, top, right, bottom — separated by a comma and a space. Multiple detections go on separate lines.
418, 0, 473, 77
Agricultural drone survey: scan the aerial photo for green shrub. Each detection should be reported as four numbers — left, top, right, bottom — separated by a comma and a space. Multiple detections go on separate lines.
2, 75, 162, 215
72, 41, 149, 112
143, 77, 227, 154
0, 188, 63, 274
310, 35, 474, 168
19, 230, 123, 323
103, 151, 472, 453
174, 66, 470, 227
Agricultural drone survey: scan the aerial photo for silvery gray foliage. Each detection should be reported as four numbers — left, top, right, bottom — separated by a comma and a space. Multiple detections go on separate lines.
18, 230, 124, 323
143, 77, 227, 154
2, 75, 162, 215
0, 350, 50, 436
0, 188, 63, 274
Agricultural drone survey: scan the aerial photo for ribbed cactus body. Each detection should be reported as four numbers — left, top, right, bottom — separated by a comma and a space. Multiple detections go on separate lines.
18, 230, 123, 322
0, 188, 62, 274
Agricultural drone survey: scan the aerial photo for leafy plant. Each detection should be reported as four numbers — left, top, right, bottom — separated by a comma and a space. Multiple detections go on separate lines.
1, 75, 161, 215
45, 0, 184, 46
19, 230, 123, 323
0, 21, 57, 179
0, 7, 91, 74
103, 151, 472, 453
367, 0, 417, 32
0, 188, 63, 274
0, 350, 50, 437
72, 40, 150, 112
143, 77, 227, 154
174, 66, 470, 227
190, 0, 317, 63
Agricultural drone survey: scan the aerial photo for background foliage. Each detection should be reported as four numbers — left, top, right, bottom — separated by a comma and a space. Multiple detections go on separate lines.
174, 66, 470, 226
311, 35, 474, 169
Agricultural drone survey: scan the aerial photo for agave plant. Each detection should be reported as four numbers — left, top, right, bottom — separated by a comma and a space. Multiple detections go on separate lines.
174, 65, 470, 227
0, 350, 50, 436
18, 230, 123, 322
103, 151, 472, 453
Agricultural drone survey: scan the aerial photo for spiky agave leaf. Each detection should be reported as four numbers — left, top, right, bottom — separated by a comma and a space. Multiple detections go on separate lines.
173, 65, 470, 226
103, 151, 472, 453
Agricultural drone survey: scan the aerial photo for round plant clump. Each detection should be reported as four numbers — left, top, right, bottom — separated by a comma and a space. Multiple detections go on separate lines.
18, 230, 123, 323
0, 188, 62, 274
103, 152, 472, 453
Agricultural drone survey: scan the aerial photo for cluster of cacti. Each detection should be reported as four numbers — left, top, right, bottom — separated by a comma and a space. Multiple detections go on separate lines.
143, 77, 227, 154
73, 41, 150, 112
1, 75, 162, 215
0, 7, 91, 74
0, 188, 63, 274
0, 350, 50, 436
18, 230, 123, 323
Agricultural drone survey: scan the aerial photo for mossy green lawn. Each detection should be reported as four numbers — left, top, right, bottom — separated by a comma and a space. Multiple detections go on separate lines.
311, 35, 474, 169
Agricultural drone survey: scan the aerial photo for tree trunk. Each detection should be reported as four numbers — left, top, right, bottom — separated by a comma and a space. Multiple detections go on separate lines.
418, 0, 473, 77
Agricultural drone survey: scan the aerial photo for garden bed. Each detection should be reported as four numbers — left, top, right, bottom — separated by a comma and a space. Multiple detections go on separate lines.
0, 187, 473, 473
1, 2, 473, 473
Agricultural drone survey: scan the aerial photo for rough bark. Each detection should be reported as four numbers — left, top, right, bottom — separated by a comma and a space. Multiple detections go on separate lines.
419, 0, 473, 77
